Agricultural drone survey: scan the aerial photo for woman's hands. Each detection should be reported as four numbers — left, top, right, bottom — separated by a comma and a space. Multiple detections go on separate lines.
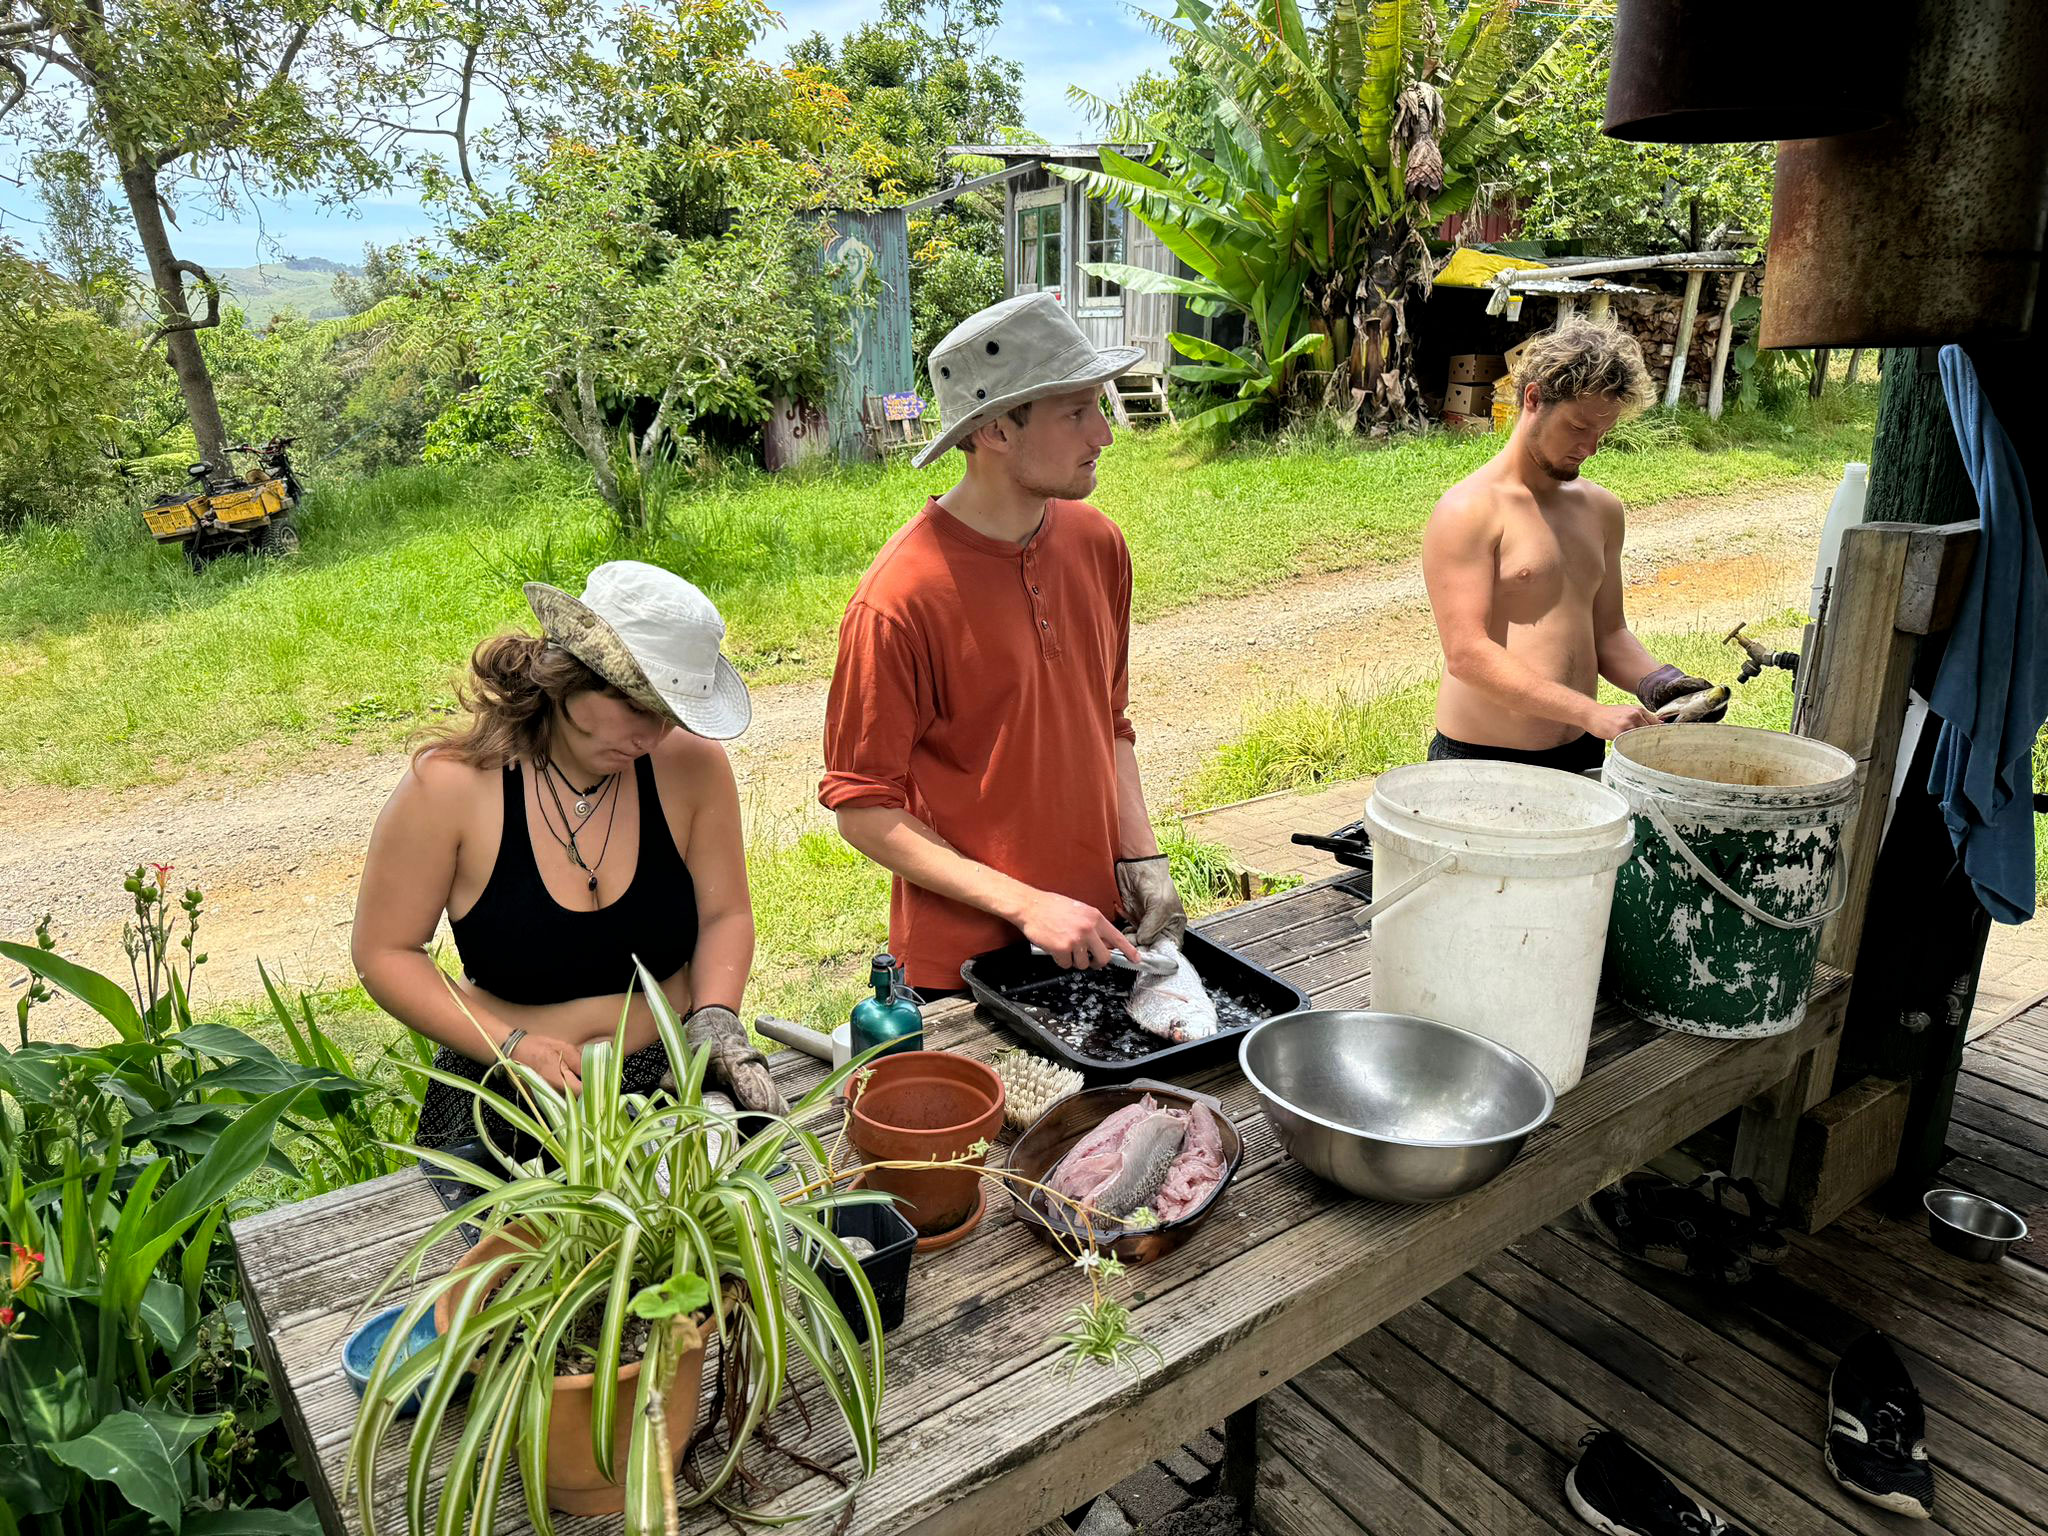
507, 1030, 584, 1093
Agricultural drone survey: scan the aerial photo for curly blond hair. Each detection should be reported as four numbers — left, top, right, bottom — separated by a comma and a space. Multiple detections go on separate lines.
1511, 319, 1655, 416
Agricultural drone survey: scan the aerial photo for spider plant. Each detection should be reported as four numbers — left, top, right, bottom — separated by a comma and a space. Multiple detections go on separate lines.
345, 966, 886, 1536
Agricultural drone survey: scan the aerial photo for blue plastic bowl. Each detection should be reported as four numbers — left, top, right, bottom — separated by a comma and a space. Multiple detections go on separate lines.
342, 1304, 442, 1416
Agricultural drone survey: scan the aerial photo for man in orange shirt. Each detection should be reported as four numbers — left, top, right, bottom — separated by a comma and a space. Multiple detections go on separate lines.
819, 294, 1184, 994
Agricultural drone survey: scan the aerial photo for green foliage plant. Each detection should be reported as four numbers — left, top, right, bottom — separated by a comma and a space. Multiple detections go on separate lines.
351, 964, 1161, 1534
0, 867, 395, 1532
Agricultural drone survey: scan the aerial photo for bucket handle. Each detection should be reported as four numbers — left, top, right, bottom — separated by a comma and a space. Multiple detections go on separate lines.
1351, 852, 1459, 928
1643, 800, 1843, 932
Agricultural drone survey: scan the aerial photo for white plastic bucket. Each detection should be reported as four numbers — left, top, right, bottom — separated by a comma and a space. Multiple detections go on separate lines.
1360, 761, 1635, 1094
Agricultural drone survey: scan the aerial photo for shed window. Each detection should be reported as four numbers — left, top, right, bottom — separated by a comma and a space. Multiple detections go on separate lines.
1083, 201, 1126, 304
1018, 202, 1063, 291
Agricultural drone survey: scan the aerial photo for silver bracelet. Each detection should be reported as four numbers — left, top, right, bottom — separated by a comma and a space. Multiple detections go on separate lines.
499, 1027, 527, 1061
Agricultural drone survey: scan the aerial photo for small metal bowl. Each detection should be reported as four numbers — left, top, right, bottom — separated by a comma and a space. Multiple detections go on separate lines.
1923, 1187, 2029, 1263
1240, 1010, 1554, 1204
1004, 1079, 1242, 1264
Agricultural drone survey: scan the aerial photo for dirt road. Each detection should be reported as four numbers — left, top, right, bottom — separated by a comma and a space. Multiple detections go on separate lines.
3, 477, 1830, 1034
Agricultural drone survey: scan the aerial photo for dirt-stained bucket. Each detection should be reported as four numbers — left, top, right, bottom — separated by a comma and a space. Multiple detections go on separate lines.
1603, 725, 1856, 1038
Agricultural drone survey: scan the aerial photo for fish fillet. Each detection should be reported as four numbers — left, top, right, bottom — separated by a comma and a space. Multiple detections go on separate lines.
1153, 1101, 1227, 1221
1125, 944, 1219, 1042
1049, 1103, 1187, 1217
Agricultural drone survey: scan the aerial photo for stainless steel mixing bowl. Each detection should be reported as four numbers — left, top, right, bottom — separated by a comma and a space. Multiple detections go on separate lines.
1239, 1010, 1555, 1203
1923, 1187, 2029, 1263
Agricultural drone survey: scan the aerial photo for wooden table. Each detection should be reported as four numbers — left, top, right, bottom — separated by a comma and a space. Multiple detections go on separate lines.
234, 876, 1847, 1536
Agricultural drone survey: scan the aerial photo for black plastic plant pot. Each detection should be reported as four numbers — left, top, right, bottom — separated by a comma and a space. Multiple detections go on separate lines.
826, 1199, 917, 1343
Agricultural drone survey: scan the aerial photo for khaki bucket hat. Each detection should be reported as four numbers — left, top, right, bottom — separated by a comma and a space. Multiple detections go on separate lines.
524, 561, 752, 740
914, 292, 1145, 469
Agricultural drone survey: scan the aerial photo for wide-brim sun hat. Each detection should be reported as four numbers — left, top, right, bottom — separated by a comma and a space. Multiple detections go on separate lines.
913, 291, 1145, 469
524, 561, 752, 740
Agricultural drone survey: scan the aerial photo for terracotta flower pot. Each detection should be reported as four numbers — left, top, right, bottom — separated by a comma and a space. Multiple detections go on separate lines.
435, 1230, 712, 1516
845, 1051, 1005, 1241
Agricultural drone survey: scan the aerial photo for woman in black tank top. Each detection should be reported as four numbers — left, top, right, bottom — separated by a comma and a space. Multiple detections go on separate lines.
352, 562, 763, 1161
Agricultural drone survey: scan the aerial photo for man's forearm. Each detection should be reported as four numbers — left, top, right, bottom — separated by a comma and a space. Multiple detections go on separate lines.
835, 806, 1036, 926
1596, 629, 1662, 695
1448, 641, 1598, 731
1113, 739, 1159, 859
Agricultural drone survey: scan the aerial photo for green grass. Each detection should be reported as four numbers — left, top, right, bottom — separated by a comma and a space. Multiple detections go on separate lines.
1189, 618, 1809, 806
0, 390, 1877, 789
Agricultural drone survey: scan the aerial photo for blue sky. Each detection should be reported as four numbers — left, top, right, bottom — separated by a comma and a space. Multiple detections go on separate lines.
0, 0, 1168, 271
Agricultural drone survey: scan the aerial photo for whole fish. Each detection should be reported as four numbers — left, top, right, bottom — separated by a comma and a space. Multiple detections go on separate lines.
1655, 684, 1731, 723
1126, 943, 1220, 1042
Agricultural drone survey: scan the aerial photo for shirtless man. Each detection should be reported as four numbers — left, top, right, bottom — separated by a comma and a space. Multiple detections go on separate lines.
1422, 319, 1722, 774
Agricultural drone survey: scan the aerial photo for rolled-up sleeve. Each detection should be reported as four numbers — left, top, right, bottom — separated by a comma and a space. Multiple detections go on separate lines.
1110, 532, 1136, 745
820, 602, 927, 812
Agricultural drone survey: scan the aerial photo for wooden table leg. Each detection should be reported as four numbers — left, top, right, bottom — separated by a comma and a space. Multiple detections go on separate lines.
1222, 1399, 1260, 1519
1732, 1013, 1844, 1204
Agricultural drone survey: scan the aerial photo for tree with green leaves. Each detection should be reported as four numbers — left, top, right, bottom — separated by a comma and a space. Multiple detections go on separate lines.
1503, 19, 1772, 255
0, 239, 130, 472
1072, 0, 1581, 433
412, 0, 868, 531
1, 0, 591, 472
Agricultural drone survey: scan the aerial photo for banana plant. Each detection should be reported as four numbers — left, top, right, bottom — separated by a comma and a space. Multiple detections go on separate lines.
1064, 0, 1588, 431
348, 964, 886, 1536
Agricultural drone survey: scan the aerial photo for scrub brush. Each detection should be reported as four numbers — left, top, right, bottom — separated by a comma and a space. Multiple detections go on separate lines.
993, 1048, 1083, 1130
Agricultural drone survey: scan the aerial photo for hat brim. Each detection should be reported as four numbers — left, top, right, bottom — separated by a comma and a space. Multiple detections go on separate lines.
523, 583, 753, 740
912, 343, 1149, 470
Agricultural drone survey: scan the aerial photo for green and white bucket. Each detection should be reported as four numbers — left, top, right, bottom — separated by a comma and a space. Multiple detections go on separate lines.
1603, 725, 1856, 1039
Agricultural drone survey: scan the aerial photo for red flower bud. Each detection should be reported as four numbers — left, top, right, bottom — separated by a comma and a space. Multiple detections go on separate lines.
0, 1306, 15, 1327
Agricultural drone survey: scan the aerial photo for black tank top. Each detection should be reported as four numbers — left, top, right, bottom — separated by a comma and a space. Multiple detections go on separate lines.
449, 756, 698, 1005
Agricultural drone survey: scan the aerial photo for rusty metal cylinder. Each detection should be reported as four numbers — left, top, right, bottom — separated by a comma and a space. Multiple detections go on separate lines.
1762, 0, 2048, 348
1603, 0, 1898, 144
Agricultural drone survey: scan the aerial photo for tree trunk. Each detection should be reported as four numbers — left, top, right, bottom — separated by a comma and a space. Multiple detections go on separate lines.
1348, 220, 1433, 434
118, 161, 229, 472
543, 370, 639, 533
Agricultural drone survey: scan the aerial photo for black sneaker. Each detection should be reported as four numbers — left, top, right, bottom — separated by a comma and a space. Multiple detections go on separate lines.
1565, 1431, 1752, 1535
1826, 1332, 1935, 1519
1579, 1173, 1752, 1285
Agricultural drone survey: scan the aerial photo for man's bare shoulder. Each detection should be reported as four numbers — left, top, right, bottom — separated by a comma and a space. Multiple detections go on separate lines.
1427, 464, 1507, 540
1570, 476, 1627, 532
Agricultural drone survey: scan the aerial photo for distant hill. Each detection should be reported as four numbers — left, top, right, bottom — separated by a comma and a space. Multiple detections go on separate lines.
209, 258, 361, 325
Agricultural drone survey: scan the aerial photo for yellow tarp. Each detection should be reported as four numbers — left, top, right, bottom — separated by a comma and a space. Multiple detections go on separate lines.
1434, 248, 1549, 289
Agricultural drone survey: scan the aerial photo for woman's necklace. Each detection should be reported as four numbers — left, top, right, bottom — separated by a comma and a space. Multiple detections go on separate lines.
535, 758, 621, 899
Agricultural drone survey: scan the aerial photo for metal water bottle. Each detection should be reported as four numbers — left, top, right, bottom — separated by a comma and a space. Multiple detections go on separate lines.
849, 953, 924, 1060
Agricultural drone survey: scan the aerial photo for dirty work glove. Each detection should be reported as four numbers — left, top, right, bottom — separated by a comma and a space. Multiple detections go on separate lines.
1635, 663, 1729, 722
678, 1005, 787, 1117
1115, 855, 1188, 949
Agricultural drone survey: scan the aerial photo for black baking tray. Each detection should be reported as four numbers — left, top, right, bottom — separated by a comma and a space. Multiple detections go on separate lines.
959, 932, 1309, 1082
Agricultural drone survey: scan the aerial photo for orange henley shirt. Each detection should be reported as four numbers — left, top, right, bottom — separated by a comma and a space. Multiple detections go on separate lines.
819, 497, 1137, 990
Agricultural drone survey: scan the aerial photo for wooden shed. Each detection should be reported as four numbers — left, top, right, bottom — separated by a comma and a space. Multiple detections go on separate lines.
934, 144, 1202, 396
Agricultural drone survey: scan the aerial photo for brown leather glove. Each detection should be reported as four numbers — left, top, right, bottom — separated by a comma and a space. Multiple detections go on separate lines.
1115, 855, 1188, 949
680, 1005, 786, 1117
1635, 663, 1729, 722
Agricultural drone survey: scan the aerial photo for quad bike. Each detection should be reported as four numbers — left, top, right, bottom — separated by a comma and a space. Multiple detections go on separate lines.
140, 436, 304, 571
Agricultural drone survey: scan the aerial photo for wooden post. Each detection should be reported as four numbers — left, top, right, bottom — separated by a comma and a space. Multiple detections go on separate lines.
1706, 271, 1745, 420
1810, 346, 1832, 398
1845, 347, 1867, 386
1587, 289, 1612, 324
1662, 268, 1704, 408
1810, 521, 1980, 975
1555, 294, 1579, 323
1223, 1400, 1260, 1519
